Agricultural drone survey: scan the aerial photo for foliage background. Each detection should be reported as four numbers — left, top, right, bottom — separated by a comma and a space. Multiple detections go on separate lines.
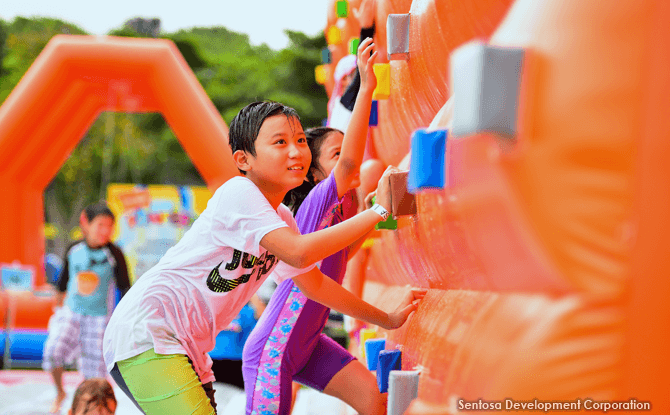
0, 17, 328, 256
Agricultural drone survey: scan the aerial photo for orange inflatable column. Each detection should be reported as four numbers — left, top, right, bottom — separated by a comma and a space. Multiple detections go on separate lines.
0, 180, 23, 264
0, 182, 45, 285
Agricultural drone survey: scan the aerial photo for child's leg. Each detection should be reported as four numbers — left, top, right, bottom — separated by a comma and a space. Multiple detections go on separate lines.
243, 354, 294, 415
322, 359, 386, 415
294, 334, 385, 415
110, 363, 145, 413
79, 314, 108, 378
43, 307, 80, 374
42, 307, 81, 411
116, 349, 216, 415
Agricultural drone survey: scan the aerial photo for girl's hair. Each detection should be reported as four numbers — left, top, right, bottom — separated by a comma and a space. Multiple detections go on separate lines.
84, 202, 115, 222
70, 378, 116, 414
283, 127, 341, 214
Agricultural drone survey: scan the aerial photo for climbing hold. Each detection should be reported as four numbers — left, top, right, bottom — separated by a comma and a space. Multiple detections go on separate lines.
408, 129, 447, 192
377, 349, 402, 393
315, 64, 331, 85
372, 63, 390, 100
387, 14, 410, 60
336, 0, 349, 18
390, 171, 417, 217
327, 26, 342, 45
365, 338, 386, 370
359, 327, 378, 360
372, 195, 398, 230
388, 370, 420, 415
349, 37, 360, 55
450, 41, 525, 138
321, 47, 332, 64
369, 100, 378, 126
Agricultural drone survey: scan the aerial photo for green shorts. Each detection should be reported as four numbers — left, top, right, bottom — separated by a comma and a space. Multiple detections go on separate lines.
116, 349, 216, 415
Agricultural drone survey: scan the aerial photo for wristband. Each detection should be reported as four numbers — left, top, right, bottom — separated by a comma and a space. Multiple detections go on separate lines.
371, 203, 390, 221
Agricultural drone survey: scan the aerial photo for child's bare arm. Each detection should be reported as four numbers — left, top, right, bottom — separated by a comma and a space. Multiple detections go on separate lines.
261, 166, 397, 269
260, 209, 381, 269
334, 38, 378, 198
292, 266, 426, 330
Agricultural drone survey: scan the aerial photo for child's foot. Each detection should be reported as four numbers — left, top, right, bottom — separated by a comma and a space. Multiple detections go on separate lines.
49, 392, 66, 414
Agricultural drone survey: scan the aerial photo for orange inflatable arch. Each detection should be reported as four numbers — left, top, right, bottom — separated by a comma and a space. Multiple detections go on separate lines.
0, 35, 239, 286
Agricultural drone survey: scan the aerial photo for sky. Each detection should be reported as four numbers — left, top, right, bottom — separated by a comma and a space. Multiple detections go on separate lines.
1, 0, 333, 50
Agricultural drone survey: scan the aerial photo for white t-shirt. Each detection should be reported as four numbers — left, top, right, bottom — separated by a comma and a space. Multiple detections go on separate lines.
103, 176, 315, 383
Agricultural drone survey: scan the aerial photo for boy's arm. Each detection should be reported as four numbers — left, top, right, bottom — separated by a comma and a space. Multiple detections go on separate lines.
261, 208, 383, 269
292, 266, 424, 330
55, 250, 71, 308
334, 38, 378, 198
110, 243, 131, 296
261, 165, 396, 269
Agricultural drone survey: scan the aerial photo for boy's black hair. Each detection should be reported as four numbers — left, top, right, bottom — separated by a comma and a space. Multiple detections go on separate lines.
84, 201, 115, 222
283, 127, 341, 215
229, 101, 301, 174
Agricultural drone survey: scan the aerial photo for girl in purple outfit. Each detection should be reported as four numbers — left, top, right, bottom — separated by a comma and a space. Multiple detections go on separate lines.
242, 36, 390, 415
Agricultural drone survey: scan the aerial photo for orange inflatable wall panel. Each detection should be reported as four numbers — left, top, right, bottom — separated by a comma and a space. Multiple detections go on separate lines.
325, 0, 670, 412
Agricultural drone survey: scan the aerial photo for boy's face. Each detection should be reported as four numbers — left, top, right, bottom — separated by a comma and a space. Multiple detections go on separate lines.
240, 114, 311, 191
83, 215, 114, 249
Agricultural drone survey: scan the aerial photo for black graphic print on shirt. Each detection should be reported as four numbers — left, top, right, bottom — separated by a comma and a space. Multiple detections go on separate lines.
207, 249, 278, 293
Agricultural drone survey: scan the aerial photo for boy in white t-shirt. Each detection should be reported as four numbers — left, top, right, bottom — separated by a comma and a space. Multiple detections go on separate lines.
103, 101, 425, 415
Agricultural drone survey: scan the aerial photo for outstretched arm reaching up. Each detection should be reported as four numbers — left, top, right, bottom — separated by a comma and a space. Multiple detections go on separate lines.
334, 37, 378, 198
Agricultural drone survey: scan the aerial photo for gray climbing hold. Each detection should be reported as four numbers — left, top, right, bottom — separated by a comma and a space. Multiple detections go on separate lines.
450, 41, 525, 139
388, 370, 420, 415
387, 14, 410, 60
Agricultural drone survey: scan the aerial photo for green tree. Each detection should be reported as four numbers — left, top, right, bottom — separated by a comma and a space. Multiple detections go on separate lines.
0, 19, 7, 76
0, 17, 329, 255
0, 17, 86, 102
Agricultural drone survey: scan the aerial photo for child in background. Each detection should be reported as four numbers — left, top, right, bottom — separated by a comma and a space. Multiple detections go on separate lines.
327, 54, 358, 128
242, 37, 388, 415
68, 378, 117, 415
44, 202, 130, 414
103, 100, 425, 415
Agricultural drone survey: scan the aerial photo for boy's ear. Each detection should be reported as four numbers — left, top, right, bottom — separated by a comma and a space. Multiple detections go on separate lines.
79, 211, 88, 228
233, 150, 252, 173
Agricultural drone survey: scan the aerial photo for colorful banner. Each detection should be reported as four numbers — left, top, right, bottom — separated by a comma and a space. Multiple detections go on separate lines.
107, 184, 211, 284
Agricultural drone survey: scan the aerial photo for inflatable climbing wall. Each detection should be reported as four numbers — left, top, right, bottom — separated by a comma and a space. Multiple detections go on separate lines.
322, 0, 670, 412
